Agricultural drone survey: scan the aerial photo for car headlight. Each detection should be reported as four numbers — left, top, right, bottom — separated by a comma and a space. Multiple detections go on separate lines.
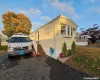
8, 47, 13, 51
28, 45, 32, 49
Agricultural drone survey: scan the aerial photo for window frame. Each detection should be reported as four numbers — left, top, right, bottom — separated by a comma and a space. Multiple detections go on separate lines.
61, 26, 66, 35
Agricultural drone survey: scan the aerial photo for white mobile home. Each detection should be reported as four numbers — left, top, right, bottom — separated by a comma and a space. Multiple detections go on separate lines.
29, 15, 77, 59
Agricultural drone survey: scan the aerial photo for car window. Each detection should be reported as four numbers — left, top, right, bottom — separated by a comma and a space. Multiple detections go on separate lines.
9, 37, 31, 43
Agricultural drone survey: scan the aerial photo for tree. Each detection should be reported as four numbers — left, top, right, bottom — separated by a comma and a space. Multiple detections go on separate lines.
0, 34, 1, 46
80, 28, 84, 32
2, 11, 32, 37
81, 24, 100, 43
62, 42, 68, 57
71, 41, 76, 54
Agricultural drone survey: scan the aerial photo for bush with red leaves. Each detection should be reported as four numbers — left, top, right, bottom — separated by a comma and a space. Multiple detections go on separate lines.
59, 53, 65, 58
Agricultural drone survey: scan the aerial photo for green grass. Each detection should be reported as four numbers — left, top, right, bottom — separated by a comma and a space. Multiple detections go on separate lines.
73, 54, 100, 76
0, 46, 8, 51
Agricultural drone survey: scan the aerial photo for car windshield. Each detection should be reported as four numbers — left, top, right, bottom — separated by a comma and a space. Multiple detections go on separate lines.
9, 37, 31, 43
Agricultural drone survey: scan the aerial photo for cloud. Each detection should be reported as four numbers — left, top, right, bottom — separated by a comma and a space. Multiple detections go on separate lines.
48, 0, 79, 19
0, 16, 3, 31
19, 8, 42, 18
89, 7, 100, 14
88, 0, 98, 3
50, 0, 74, 13
31, 22, 43, 31
74, 15, 80, 19
40, 16, 51, 21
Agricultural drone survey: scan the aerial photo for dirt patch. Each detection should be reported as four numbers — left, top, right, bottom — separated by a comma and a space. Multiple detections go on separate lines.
37, 44, 46, 56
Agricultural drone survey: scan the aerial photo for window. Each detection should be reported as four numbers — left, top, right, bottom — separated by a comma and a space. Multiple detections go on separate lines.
84, 36, 85, 39
9, 37, 31, 43
71, 28, 73, 36
79, 36, 81, 39
68, 27, 70, 36
61, 26, 66, 35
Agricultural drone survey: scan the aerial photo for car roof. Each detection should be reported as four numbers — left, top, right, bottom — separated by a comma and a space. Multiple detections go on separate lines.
11, 33, 28, 37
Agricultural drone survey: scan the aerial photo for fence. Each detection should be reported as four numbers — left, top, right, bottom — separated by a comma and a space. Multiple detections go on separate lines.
1, 42, 8, 46
75, 42, 88, 46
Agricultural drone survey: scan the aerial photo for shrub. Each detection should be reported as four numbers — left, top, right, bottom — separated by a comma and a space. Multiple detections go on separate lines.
62, 42, 68, 57
68, 49, 72, 56
71, 41, 76, 54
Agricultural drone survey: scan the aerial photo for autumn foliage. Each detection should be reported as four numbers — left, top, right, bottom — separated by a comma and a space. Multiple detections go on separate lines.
2, 11, 32, 37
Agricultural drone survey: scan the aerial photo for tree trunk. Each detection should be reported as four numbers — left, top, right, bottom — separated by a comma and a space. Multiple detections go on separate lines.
0, 38, 1, 46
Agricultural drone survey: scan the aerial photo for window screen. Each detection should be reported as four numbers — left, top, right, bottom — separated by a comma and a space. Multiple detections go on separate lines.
61, 26, 66, 35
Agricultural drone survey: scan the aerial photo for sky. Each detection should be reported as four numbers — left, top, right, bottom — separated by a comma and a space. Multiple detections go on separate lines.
0, 0, 100, 32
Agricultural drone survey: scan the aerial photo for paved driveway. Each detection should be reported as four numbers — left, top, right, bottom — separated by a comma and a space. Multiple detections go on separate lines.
0, 54, 90, 80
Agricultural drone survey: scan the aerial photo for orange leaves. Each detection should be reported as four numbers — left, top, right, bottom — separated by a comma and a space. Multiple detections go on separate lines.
2, 11, 32, 37
3, 15, 9, 20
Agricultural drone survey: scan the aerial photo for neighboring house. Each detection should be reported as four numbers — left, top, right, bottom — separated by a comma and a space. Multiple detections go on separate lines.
29, 15, 77, 59
0, 31, 8, 46
75, 32, 91, 46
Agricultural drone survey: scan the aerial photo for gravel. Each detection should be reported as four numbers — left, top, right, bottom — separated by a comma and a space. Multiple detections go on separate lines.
0, 54, 91, 80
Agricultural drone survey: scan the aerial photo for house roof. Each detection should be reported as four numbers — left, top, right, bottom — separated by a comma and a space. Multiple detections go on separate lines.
0, 31, 8, 38
31, 15, 78, 34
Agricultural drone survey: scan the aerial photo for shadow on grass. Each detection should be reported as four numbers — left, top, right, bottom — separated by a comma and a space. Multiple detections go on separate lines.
45, 56, 90, 80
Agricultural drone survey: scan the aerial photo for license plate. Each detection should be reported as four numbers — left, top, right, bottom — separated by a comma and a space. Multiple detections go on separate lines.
18, 51, 24, 55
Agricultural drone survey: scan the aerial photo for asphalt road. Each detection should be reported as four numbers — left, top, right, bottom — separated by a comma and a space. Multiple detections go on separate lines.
0, 54, 90, 80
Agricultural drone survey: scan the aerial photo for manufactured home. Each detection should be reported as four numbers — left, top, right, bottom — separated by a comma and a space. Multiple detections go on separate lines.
75, 32, 91, 46
29, 15, 77, 59
0, 31, 8, 46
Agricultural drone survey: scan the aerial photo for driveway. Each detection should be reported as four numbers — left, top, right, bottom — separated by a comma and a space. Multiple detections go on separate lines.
0, 54, 90, 80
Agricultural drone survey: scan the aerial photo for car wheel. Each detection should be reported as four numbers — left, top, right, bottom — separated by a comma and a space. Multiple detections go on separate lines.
8, 55, 13, 59
29, 52, 33, 56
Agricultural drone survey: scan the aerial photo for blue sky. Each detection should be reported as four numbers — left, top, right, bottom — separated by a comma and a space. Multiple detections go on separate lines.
0, 0, 100, 32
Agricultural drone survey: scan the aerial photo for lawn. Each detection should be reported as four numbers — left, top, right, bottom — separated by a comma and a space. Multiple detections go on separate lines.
0, 46, 8, 51
65, 46, 100, 77
0, 46, 8, 56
